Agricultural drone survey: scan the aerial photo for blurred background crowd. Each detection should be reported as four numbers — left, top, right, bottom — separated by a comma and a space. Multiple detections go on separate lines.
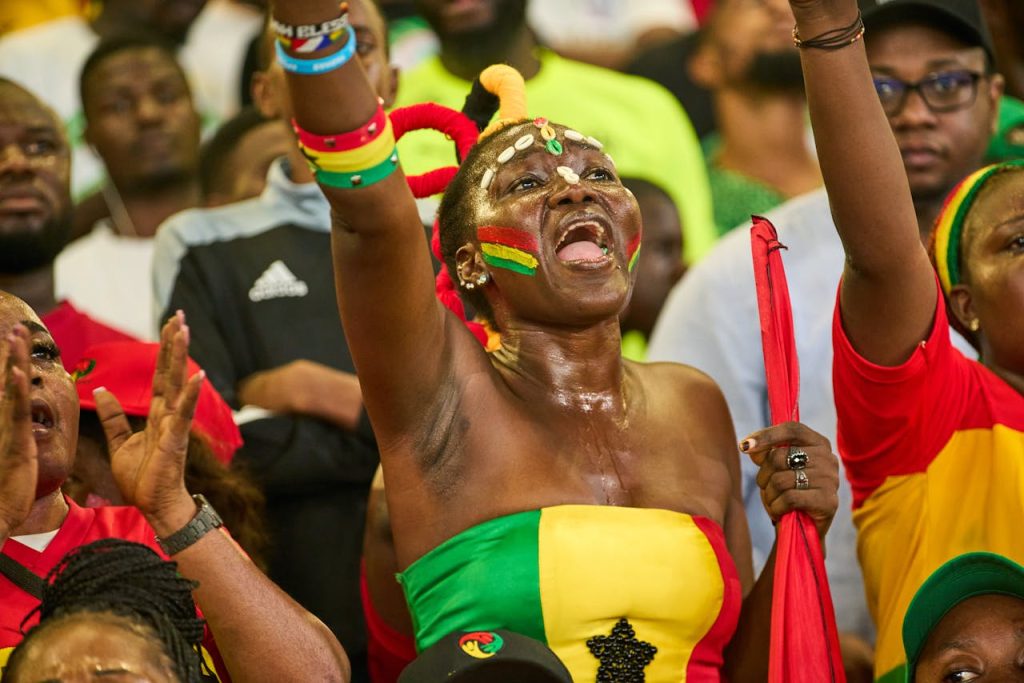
1, 0, 1023, 681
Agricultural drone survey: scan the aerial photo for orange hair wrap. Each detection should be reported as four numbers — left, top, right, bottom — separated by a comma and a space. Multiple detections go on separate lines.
478, 64, 528, 139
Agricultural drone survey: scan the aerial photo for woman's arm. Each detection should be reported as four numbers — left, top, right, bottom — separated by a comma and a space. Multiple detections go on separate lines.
723, 421, 839, 680
272, 0, 476, 439
99, 314, 350, 682
792, 0, 938, 365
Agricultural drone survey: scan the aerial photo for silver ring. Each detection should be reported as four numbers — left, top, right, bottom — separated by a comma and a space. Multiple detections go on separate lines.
787, 448, 809, 470
795, 469, 810, 490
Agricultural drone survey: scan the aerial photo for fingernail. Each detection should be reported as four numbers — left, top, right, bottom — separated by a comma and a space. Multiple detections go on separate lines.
197, 369, 206, 381
92, 386, 107, 395
740, 439, 755, 452
176, 309, 185, 324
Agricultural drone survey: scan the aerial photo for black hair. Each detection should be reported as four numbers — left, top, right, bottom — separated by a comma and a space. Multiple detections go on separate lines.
199, 107, 274, 199
435, 79, 510, 323
79, 34, 188, 113
3, 539, 214, 682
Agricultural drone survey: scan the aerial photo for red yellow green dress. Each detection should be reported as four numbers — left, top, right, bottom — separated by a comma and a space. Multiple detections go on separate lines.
398, 505, 742, 682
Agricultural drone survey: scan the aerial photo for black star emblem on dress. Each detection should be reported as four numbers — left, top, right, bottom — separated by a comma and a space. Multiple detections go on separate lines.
586, 618, 657, 682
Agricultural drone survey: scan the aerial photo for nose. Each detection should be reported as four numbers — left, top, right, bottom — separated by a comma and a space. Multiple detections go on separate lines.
0, 143, 32, 177
891, 88, 938, 129
135, 93, 165, 126
547, 181, 596, 209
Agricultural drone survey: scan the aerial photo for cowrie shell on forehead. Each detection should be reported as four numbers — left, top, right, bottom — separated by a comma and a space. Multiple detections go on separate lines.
604, 152, 615, 165
586, 136, 604, 150
497, 146, 515, 163
480, 167, 495, 189
556, 166, 580, 184
514, 134, 535, 150
563, 129, 584, 142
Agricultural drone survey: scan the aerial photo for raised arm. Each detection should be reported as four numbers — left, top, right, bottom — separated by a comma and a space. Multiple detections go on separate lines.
791, 0, 938, 365
272, 0, 469, 438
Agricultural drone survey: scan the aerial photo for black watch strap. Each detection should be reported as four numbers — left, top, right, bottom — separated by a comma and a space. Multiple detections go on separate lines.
156, 494, 223, 556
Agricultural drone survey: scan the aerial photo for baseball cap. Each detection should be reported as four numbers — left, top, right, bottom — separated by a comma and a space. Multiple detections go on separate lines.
858, 0, 995, 63
398, 630, 572, 683
902, 552, 1024, 681
73, 341, 243, 464
987, 95, 1024, 163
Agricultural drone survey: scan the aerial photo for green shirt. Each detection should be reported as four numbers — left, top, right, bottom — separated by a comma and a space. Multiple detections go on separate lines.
702, 133, 786, 237
393, 51, 718, 263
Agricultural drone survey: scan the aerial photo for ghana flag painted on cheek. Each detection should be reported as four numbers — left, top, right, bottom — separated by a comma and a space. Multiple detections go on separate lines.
478, 226, 539, 276
627, 233, 642, 272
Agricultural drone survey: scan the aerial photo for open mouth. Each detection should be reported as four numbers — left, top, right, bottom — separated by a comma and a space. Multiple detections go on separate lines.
31, 399, 55, 433
555, 220, 611, 263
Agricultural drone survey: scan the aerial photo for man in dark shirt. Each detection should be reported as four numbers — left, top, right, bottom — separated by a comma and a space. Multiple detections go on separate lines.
152, 2, 397, 680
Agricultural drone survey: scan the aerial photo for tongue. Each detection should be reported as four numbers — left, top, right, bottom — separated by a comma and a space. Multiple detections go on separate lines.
557, 240, 604, 262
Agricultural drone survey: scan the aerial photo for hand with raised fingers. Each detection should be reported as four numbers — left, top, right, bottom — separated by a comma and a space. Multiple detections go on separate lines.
0, 325, 38, 540
99, 312, 203, 536
741, 421, 839, 542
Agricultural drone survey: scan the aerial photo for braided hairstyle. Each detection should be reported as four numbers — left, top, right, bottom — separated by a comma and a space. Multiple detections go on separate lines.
4, 539, 214, 682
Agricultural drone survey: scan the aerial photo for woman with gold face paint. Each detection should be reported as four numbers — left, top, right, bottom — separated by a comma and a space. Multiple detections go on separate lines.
275, 1, 841, 679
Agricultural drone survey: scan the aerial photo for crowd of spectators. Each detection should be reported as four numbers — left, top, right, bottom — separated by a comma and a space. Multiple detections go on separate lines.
1, 0, 1023, 681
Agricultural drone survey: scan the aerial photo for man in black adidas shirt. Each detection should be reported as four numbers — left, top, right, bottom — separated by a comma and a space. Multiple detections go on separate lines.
152, 3, 398, 680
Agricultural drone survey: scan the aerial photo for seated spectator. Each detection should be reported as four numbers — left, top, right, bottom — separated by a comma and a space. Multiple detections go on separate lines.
3, 539, 216, 682
688, 0, 821, 236
526, 0, 696, 70
786, 0, 1023, 681
198, 107, 292, 207
57, 36, 202, 340
0, 0, 259, 200
902, 552, 1024, 683
396, 0, 718, 263
152, 3, 397, 678
618, 177, 686, 361
0, 78, 136, 370
0, 297, 350, 679
64, 341, 268, 570
648, 2, 1002, 665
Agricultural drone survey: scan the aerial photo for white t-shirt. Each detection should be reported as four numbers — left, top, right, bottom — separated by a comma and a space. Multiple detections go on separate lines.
527, 0, 696, 57
55, 220, 156, 341
10, 529, 59, 552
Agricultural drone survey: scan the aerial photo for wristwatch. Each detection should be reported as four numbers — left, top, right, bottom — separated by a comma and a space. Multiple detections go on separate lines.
156, 494, 223, 556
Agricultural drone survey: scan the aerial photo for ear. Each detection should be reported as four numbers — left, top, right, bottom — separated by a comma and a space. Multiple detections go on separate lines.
251, 70, 279, 119
948, 283, 978, 332
382, 64, 400, 110
687, 40, 720, 89
986, 73, 1006, 138
454, 243, 488, 288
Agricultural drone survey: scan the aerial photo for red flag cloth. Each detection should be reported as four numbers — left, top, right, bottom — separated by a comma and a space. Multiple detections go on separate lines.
750, 216, 846, 683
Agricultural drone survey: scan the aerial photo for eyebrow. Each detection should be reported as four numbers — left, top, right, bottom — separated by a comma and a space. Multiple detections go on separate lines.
871, 57, 975, 76
21, 320, 49, 336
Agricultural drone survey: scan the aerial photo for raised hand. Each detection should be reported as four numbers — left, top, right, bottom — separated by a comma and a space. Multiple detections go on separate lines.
741, 421, 840, 542
98, 312, 203, 534
0, 325, 38, 540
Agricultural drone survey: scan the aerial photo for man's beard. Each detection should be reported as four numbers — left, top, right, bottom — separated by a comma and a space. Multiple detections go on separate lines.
0, 211, 72, 273
742, 50, 805, 94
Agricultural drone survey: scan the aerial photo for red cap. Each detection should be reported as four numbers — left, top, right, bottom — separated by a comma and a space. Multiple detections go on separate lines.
73, 342, 243, 464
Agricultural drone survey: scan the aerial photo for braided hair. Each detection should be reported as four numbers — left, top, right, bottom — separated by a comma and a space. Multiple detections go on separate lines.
4, 539, 214, 682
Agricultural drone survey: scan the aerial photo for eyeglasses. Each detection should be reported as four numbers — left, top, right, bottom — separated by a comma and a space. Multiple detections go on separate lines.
872, 70, 984, 117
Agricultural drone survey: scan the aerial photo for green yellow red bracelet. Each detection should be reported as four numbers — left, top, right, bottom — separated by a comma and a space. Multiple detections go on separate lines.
315, 148, 400, 189
301, 118, 396, 173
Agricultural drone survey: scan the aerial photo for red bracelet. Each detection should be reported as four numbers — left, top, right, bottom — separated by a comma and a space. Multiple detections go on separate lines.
292, 104, 387, 153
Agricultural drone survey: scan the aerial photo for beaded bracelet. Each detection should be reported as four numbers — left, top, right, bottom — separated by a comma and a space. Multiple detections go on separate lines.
301, 120, 396, 173
315, 149, 400, 189
793, 11, 865, 50
293, 104, 387, 152
275, 26, 356, 75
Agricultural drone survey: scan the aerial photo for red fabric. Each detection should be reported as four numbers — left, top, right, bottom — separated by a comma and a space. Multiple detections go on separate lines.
833, 277, 1024, 508
692, 0, 715, 25
360, 563, 416, 683
0, 498, 227, 679
688, 516, 744, 681
749, 217, 845, 683
73, 342, 244, 464
41, 300, 136, 372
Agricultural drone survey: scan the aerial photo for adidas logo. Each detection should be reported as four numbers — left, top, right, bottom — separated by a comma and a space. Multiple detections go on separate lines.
248, 260, 309, 302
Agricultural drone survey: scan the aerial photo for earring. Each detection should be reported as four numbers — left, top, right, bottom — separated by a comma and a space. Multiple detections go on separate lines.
476, 272, 489, 286
968, 319, 980, 332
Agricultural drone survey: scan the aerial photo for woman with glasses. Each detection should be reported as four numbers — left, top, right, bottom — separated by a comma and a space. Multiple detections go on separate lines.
786, 0, 1024, 680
